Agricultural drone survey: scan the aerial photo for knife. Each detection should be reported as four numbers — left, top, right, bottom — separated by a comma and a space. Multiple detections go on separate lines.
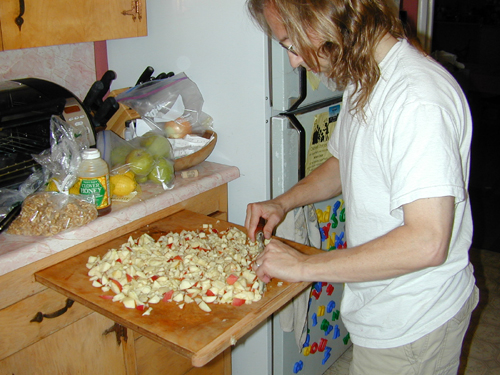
94, 70, 117, 105
136, 66, 155, 86
255, 217, 266, 251
0, 202, 22, 234
93, 97, 119, 132
83, 81, 105, 113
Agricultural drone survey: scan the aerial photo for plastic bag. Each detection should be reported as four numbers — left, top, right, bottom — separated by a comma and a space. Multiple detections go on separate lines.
32, 116, 84, 193
0, 170, 46, 222
116, 72, 213, 139
96, 130, 175, 190
7, 192, 98, 236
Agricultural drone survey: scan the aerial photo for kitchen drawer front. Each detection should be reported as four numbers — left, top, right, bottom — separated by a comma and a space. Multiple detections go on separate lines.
0, 287, 93, 361
0, 312, 128, 374
135, 335, 231, 375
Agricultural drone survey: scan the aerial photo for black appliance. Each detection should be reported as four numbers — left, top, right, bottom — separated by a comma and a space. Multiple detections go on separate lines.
0, 75, 118, 189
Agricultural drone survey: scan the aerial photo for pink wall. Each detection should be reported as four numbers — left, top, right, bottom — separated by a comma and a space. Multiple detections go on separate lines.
401, 0, 419, 34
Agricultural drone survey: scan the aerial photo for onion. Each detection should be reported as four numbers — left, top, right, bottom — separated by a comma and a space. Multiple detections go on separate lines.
163, 118, 192, 139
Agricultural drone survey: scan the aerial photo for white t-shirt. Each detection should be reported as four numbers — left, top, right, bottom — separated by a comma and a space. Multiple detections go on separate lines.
328, 39, 475, 348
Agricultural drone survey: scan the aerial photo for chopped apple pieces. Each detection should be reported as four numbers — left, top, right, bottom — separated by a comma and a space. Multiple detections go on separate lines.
86, 225, 265, 315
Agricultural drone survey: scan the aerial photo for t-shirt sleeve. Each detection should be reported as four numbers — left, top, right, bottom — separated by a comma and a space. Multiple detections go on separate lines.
382, 102, 467, 219
328, 116, 341, 159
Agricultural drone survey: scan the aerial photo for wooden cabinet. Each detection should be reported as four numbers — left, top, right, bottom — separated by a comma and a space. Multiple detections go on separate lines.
0, 185, 231, 375
0, 0, 147, 51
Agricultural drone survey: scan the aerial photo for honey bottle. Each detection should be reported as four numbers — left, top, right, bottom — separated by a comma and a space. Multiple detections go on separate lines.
77, 148, 112, 216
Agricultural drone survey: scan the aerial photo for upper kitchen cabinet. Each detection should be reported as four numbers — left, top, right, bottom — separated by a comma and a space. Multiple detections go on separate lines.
0, 0, 147, 51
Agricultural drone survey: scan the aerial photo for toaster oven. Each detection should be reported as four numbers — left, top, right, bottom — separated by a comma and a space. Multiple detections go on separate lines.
0, 78, 97, 189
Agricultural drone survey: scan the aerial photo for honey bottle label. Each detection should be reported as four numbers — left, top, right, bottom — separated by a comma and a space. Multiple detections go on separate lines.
78, 176, 110, 209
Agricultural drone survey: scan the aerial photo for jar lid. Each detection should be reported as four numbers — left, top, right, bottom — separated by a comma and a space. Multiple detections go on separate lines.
82, 148, 101, 160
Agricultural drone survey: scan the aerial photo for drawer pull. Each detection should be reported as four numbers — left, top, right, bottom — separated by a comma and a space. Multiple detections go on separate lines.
103, 323, 128, 346
30, 298, 74, 323
15, 0, 25, 31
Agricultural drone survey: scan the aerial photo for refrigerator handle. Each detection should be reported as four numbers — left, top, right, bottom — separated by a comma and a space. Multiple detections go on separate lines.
285, 114, 306, 180
287, 67, 307, 112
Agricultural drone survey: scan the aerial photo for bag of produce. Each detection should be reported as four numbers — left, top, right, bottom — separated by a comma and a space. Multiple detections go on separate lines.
96, 130, 175, 191
116, 72, 213, 139
7, 192, 97, 236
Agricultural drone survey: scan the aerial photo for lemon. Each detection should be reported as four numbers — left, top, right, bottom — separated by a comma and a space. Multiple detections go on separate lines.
124, 171, 135, 180
69, 180, 81, 195
113, 165, 135, 178
45, 178, 60, 192
110, 174, 137, 196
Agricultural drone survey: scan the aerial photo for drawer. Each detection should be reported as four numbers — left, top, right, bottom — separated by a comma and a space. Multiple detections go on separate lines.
0, 288, 92, 360
0, 312, 127, 374
35, 210, 321, 367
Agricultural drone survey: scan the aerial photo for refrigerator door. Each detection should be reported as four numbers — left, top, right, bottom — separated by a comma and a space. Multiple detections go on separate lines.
270, 115, 301, 198
273, 283, 351, 375
271, 101, 351, 375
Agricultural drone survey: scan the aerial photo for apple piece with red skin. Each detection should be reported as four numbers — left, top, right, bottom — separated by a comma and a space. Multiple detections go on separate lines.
232, 298, 246, 306
226, 274, 238, 285
163, 290, 174, 302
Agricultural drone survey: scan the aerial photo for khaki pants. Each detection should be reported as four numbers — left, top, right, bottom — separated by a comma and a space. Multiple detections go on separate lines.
350, 286, 479, 375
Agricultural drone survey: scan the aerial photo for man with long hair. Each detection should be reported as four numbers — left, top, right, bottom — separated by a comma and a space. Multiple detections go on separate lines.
245, 0, 478, 373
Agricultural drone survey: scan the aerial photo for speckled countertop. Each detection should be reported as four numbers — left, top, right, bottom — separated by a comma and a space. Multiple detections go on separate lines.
0, 161, 239, 277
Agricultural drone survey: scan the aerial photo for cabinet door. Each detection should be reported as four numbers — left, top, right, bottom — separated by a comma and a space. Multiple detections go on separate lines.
0, 0, 147, 51
0, 312, 128, 374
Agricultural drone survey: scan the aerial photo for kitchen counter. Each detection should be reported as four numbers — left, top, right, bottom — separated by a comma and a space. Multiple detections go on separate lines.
0, 161, 240, 277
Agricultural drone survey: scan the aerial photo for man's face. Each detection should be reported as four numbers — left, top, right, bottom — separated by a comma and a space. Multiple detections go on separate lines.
263, 4, 330, 73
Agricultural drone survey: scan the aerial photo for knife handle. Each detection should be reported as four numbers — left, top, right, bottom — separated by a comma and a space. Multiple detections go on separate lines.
136, 66, 154, 86
93, 97, 119, 131
256, 217, 266, 232
96, 70, 117, 103
0, 203, 22, 233
83, 81, 105, 113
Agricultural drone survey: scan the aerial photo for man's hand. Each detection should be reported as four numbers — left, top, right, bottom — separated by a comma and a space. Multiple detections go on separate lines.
252, 239, 308, 283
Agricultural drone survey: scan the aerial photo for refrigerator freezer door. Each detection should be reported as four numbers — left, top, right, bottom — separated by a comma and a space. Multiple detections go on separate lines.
270, 39, 342, 112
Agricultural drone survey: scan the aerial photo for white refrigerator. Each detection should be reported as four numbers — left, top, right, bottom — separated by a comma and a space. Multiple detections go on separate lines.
106, 0, 350, 373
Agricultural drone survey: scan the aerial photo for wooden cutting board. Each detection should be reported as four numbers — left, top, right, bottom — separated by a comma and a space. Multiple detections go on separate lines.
35, 210, 322, 367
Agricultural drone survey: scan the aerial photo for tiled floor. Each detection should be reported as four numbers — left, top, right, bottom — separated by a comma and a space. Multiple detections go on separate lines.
324, 247, 500, 375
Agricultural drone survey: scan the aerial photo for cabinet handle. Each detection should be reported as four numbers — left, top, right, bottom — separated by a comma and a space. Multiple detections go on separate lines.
103, 323, 128, 346
30, 298, 74, 323
122, 0, 143, 21
15, 0, 25, 31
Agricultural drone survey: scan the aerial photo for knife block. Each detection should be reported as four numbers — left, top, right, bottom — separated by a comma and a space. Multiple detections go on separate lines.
106, 88, 140, 139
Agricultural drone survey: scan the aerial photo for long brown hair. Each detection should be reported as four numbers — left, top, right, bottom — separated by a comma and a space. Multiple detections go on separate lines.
247, 0, 423, 115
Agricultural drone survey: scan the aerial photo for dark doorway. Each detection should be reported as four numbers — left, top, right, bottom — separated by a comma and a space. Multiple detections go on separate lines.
432, 0, 500, 252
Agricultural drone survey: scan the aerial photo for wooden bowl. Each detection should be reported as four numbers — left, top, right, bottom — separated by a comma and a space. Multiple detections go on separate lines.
174, 130, 217, 171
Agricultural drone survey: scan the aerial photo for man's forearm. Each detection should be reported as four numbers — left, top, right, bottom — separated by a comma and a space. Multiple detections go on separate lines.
276, 156, 342, 213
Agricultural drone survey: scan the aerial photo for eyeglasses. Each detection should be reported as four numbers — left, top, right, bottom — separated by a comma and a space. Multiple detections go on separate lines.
279, 42, 298, 56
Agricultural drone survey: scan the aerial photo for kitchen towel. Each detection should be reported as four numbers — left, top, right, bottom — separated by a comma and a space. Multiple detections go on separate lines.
276, 204, 321, 351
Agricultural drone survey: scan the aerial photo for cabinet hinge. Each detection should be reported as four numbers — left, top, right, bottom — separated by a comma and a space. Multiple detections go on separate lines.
103, 322, 128, 346
122, 0, 143, 21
